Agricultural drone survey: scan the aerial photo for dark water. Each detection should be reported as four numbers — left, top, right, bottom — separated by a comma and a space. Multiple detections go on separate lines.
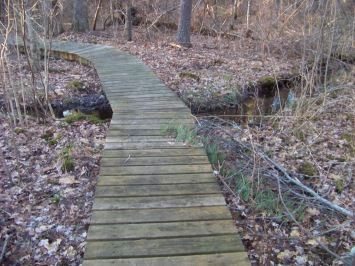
198, 88, 294, 124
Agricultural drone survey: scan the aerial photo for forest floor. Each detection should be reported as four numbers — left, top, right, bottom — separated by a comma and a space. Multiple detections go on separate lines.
0, 28, 354, 265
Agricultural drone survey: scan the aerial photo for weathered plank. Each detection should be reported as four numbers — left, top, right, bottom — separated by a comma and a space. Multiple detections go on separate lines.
97, 173, 217, 185
87, 220, 236, 240
102, 148, 207, 157
89, 206, 232, 224
104, 142, 202, 150
94, 183, 221, 197
100, 164, 212, 176
83, 253, 250, 266
92, 195, 226, 210
84, 235, 246, 259
100, 156, 210, 166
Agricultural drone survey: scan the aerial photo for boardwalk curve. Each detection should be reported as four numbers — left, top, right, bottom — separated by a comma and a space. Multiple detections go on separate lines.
9, 39, 250, 265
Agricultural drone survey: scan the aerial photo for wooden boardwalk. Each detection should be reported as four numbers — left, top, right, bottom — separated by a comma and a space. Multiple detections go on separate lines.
10, 39, 249, 265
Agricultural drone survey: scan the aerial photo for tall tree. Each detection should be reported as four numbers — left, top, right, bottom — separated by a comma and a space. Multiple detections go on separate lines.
176, 0, 193, 47
42, 0, 52, 38
0, 0, 6, 22
73, 0, 88, 32
124, 0, 132, 41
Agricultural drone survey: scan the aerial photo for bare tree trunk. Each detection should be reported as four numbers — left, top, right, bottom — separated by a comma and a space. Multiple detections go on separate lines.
246, 0, 250, 30
24, 0, 40, 72
125, 0, 132, 41
0, 0, 6, 23
230, 0, 238, 30
73, 0, 88, 32
177, 0, 193, 47
92, 0, 102, 31
42, 0, 51, 38
53, 0, 64, 35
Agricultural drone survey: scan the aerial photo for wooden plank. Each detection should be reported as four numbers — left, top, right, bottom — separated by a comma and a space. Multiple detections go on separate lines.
110, 106, 190, 113
109, 118, 193, 125
83, 253, 250, 266
89, 206, 232, 224
97, 173, 216, 185
106, 129, 166, 136
104, 136, 173, 142
100, 156, 210, 166
94, 183, 221, 197
87, 220, 236, 241
92, 195, 226, 210
102, 148, 207, 158
104, 142, 202, 150
108, 124, 183, 130
84, 235, 246, 259
111, 112, 193, 119
100, 164, 212, 176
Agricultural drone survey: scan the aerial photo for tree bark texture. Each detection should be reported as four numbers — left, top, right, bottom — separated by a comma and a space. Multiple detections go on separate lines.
177, 0, 193, 47
42, 0, 52, 38
0, 0, 6, 22
24, 0, 40, 72
73, 0, 88, 32
125, 0, 132, 41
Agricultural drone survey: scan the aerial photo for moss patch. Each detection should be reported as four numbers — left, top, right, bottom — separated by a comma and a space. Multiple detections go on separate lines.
66, 80, 86, 92
299, 162, 317, 176
14, 128, 26, 134
64, 111, 110, 124
179, 72, 200, 81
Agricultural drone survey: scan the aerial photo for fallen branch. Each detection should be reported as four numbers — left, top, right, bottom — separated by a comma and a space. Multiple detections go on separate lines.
200, 118, 354, 218
277, 177, 352, 266
0, 235, 10, 264
146, 5, 180, 32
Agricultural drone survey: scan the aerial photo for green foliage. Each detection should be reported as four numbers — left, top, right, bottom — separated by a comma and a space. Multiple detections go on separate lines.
48, 67, 66, 74
299, 162, 317, 176
292, 129, 306, 142
232, 172, 252, 202
61, 145, 75, 172
179, 72, 200, 81
43, 132, 62, 146
259, 76, 276, 89
64, 111, 110, 124
163, 123, 201, 146
205, 143, 226, 167
66, 80, 86, 92
254, 190, 279, 214
47, 134, 62, 146
41, 130, 54, 140
334, 178, 344, 194
328, 91, 337, 99
64, 112, 87, 124
50, 193, 61, 204
14, 128, 26, 134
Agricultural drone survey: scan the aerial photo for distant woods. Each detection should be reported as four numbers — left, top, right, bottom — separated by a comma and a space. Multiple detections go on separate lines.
1, 1, 354, 46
